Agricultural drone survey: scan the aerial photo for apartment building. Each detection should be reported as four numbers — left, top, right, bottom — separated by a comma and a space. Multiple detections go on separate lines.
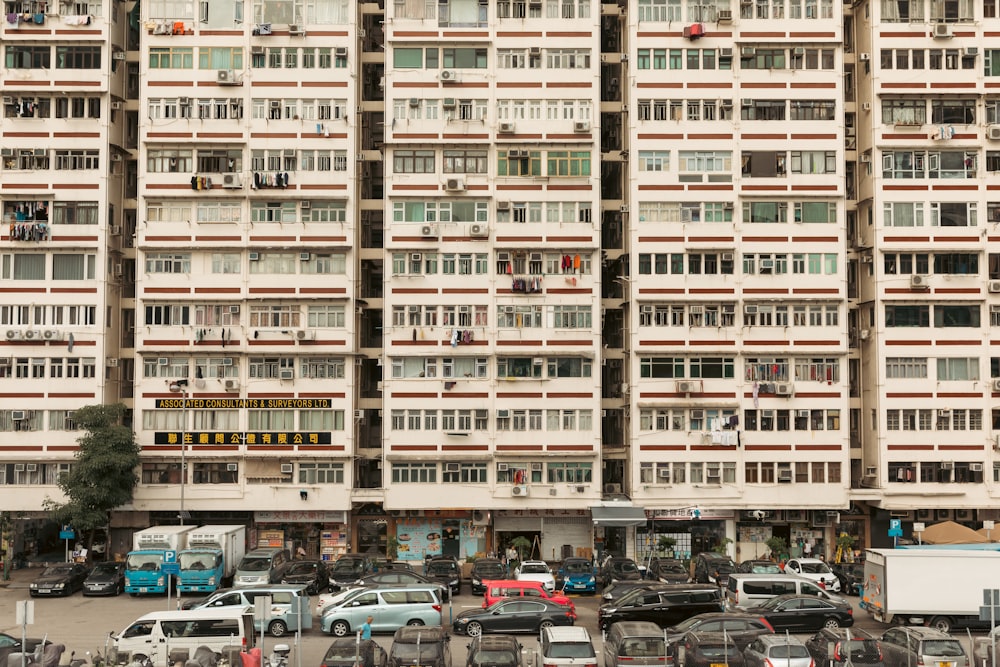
2, 0, 999, 563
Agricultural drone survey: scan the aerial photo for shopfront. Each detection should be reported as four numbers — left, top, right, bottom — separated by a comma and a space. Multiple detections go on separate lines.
393, 511, 486, 562
495, 509, 593, 562
253, 510, 348, 561
636, 509, 735, 561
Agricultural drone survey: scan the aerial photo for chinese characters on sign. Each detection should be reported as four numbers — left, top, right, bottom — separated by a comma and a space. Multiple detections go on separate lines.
153, 431, 332, 445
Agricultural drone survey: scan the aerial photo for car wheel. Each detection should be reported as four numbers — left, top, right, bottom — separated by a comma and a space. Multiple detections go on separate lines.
268, 620, 288, 637
823, 618, 842, 629
465, 622, 483, 638
928, 616, 952, 633
538, 620, 555, 631
406, 619, 425, 627
331, 621, 350, 637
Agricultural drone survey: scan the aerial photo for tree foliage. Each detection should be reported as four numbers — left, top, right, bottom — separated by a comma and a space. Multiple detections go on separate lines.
45, 403, 141, 536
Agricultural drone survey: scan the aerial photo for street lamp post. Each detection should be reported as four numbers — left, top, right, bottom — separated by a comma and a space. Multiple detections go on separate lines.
168, 379, 190, 525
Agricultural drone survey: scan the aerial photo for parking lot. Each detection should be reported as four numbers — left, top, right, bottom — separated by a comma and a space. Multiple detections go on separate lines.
0, 568, 962, 667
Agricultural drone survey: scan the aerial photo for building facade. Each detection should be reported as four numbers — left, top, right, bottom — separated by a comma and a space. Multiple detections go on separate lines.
0, 0, 997, 563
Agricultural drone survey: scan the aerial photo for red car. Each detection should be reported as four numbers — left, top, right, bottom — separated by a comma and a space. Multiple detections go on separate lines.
481, 579, 576, 612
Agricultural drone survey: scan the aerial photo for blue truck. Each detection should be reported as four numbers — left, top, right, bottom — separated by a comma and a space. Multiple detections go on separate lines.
176, 524, 247, 593
124, 525, 195, 595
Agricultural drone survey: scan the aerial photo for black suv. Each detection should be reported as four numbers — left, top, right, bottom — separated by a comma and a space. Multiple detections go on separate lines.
328, 553, 373, 590
465, 635, 523, 667
598, 584, 725, 630
690, 552, 736, 587
647, 558, 689, 583
600, 557, 643, 587
470, 558, 507, 595
424, 556, 462, 595
389, 627, 451, 667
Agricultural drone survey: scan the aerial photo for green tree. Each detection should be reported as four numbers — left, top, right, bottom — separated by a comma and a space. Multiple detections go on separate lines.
44, 404, 141, 551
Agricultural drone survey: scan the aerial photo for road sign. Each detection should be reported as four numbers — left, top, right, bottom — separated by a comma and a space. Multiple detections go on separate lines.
15, 601, 34, 625
164, 550, 177, 564
162, 562, 180, 576
888, 519, 903, 538
59, 530, 75, 540
980, 588, 1000, 622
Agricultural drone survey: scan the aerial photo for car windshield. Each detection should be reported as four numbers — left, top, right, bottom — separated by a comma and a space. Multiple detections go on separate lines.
548, 643, 595, 659
428, 561, 457, 574
660, 563, 686, 574
180, 553, 221, 570
390, 645, 441, 662
285, 562, 317, 575
614, 561, 639, 574
925, 641, 965, 657
769, 646, 810, 659
332, 561, 362, 574
92, 563, 121, 575
564, 561, 591, 574
521, 563, 549, 574
622, 639, 666, 657
475, 563, 506, 577
126, 554, 163, 570
239, 557, 272, 571
473, 650, 518, 667
43, 565, 74, 576
800, 562, 832, 574
751, 563, 781, 573
324, 645, 365, 662
700, 645, 740, 660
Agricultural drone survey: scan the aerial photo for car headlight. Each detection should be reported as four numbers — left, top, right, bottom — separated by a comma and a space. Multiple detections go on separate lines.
29, 583, 37, 589
472, 578, 481, 585
588, 576, 595, 583
157, 576, 165, 586
455, 618, 468, 624
449, 579, 458, 585
125, 577, 131, 586
208, 576, 216, 585
54, 583, 65, 589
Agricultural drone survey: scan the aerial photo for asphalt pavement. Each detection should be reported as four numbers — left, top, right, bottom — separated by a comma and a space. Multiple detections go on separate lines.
0, 567, 942, 667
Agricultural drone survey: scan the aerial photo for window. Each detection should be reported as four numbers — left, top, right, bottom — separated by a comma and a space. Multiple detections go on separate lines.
298, 462, 344, 484
192, 462, 238, 484
937, 357, 979, 381
546, 462, 592, 483
934, 304, 979, 327
52, 254, 96, 280
5, 46, 51, 69
391, 463, 437, 483
886, 357, 928, 378
886, 305, 930, 327
55, 46, 101, 69
149, 47, 194, 69
442, 462, 488, 483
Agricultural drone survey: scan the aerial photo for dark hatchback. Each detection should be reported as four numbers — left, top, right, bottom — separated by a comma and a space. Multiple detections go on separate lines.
83, 561, 126, 596
599, 584, 725, 630
453, 598, 577, 637
465, 635, 523, 667
756, 594, 854, 632
29, 563, 89, 597
647, 559, 689, 584
280, 559, 329, 594
677, 632, 745, 667
322, 638, 387, 667
470, 558, 507, 595
600, 558, 643, 587
805, 628, 884, 667
425, 557, 462, 595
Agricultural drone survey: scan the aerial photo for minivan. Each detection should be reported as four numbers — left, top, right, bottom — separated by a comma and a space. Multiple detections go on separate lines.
598, 584, 725, 630
539, 627, 596, 667
726, 574, 845, 610
603, 621, 670, 667
234, 548, 291, 587
181, 584, 312, 637
111, 608, 255, 667
320, 585, 443, 637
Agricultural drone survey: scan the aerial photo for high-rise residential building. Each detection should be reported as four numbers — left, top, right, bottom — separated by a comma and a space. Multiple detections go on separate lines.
0, 0, 997, 563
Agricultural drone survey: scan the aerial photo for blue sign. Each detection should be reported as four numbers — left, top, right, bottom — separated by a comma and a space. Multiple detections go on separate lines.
164, 550, 177, 564
59, 530, 75, 540
888, 519, 903, 538
162, 562, 180, 576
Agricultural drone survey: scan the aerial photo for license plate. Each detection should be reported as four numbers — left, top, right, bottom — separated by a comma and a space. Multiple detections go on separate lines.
574, 584, 586, 588
938, 662, 953, 667
711, 663, 726, 667
39, 589, 51, 594
139, 587, 148, 592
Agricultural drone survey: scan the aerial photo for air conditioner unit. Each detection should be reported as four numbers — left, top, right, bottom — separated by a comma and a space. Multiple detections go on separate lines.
965, 47, 979, 56
793, 47, 806, 56
775, 382, 794, 396
933, 22, 953, 38
721, 252, 734, 261
719, 48, 733, 59
508, 150, 530, 159
280, 463, 293, 474
938, 408, 952, 418
497, 409, 510, 418
989, 126, 1000, 141
299, 252, 312, 262
573, 121, 591, 132
676, 380, 699, 394
408, 97, 420, 108
42, 330, 62, 341
107, 358, 119, 367
717, 9, 732, 21
109, 101, 124, 111
354, 409, 365, 420
226, 463, 238, 472
222, 173, 242, 189
13, 464, 24, 472
604, 483, 622, 494
861, 102, 871, 112
658, 469, 672, 479
153, 22, 171, 34
4, 330, 22, 341
993, 378, 1000, 392
497, 200, 511, 211
511, 484, 529, 497
472, 510, 490, 525
910, 274, 929, 288
249, 252, 260, 261
295, 329, 313, 340
859, 52, 871, 61
288, 24, 306, 35
221, 357, 234, 366
217, 69, 239, 85
11, 411, 27, 421
224, 379, 240, 391
972, 463, 984, 472
442, 98, 457, 108
439, 69, 459, 82
279, 369, 295, 380
251, 46, 265, 55
860, 328, 871, 340
528, 47, 542, 57
860, 153, 872, 163
229, 305, 241, 314
741, 47, 756, 56
741, 98, 755, 106
941, 461, 955, 470
469, 224, 489, 238
113, 263, 124, 277
796, 410, 810, 419
445, 178, 466, 192
777, 470, 793, 482
420, 224, 438, 238
335, 47, 348, 57
23, 330, 42, 341
498, 122, 516, 133
445, 462, 461, 473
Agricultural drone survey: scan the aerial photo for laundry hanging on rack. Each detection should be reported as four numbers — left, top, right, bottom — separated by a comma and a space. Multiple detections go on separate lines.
190, 176, 213, 190
8, 221, 49, 241
251, 172, 290, 189
510, 276, 543, 293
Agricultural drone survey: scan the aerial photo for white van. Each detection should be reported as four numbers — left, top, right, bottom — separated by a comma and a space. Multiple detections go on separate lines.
111, 608, 255, 667
725, 573, 846, 610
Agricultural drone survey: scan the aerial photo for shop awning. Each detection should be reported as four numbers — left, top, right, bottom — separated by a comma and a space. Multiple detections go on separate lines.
590, 505, 647, 527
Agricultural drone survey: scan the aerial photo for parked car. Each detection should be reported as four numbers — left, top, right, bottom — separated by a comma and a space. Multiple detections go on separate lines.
881, 627, 968, 667
453, 598, 577, 637
744, 636, 813, 667
0, 631, 46, 667
647, 559, 689, 584
830, 563, 865, 596
357, 571, 449, 599
470, 558, 507, 595
602, 581, 661, 604
318, 586, 370, 616
280, 560, 329, 594
371, 559, 413, 572
464, 635, 523, 667
604, 621, 669, 667
482, 580, 575, 611
83, 561, 126, 596
690, 553, 736, 587
322, 638, 387, 667
805, 628, 884, 667
783, 558, 841, 592
600, 558, 643, 588
664, 613, 773, 652
29, 563, 89, 597
736, 560, 783, 575
755, 594, 854, 632
320, 585, 443, 637
677, 632, 745, 667
599, 584, 725, 630
424, 556, 462, 595
558, 557, 597, 593
388, 626, 451, 667
515, 560, 556, 593
538, 626, 595, 667
329, 554, 374, 590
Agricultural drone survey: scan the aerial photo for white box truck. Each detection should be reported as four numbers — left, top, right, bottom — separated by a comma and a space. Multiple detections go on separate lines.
125, 525, 196, 595
176, 524, 247, 593
862, 547, 1000, 632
